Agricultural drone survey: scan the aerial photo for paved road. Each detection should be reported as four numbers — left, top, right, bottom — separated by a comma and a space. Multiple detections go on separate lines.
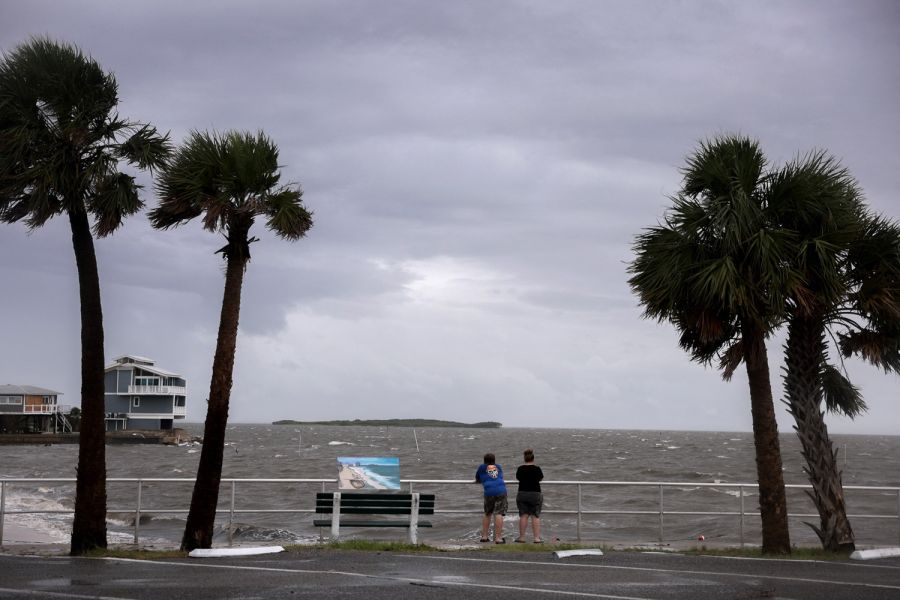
1, 548, 899, 599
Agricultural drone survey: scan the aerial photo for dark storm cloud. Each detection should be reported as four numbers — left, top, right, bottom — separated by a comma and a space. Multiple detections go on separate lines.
1, 1, 898, 431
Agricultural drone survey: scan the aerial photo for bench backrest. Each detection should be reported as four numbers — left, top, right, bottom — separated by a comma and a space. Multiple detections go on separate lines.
315, 492, 435, 515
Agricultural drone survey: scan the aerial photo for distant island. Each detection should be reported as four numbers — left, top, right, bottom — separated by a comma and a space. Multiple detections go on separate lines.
272, 418, 502, 428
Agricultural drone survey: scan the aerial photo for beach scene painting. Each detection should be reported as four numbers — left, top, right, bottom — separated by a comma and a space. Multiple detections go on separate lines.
337, 456, 401, 490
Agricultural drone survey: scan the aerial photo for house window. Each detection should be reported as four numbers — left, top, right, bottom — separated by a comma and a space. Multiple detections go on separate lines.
175, 397, 185, 407
0, 396, 23, 405
132, 397, 141, 407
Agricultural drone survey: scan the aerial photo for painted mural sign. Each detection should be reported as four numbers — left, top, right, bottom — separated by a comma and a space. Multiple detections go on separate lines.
337, 456, 401, 490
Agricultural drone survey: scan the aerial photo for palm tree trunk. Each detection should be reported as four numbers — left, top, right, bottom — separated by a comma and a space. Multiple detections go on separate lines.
181, 225, 249, 551
742, 320, 791, 554
784, 315, 855, 552
68, 209, 108, 555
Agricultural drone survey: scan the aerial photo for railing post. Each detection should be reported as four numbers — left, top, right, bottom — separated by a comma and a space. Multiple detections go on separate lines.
331, 492, 342, 539
739, 485, 745, 548
228, 481, 236, 547
897, 489, 900, 547
134, 479, 142, 545
576, 484, 582, 542
658, 484, 664, 544
408, 493, 420, 544
0, 480, 5, 546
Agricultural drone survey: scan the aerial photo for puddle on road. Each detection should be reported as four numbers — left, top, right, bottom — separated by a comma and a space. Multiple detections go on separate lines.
32, 578, 99, 587
431, 575, 472, 583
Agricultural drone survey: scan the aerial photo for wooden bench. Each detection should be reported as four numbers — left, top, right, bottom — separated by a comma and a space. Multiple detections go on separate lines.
313, 492, 435, 544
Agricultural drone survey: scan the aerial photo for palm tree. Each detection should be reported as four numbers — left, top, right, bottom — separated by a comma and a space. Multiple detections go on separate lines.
628, 135, 795, 554
771, 153, 900, 551
149, 130, 312, 550
0, 37, 169, 555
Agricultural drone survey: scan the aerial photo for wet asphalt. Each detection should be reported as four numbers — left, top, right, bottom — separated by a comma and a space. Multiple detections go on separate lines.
1, 548, 899, 599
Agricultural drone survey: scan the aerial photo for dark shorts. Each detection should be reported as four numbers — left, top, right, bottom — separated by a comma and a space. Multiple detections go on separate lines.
516, 491, 543, 517
483, 494, 508, 516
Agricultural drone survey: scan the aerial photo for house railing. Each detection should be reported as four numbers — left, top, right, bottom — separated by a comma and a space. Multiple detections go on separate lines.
127, 386, 186, 395
112, 411, 185, 420
1, 478, 898, 547
22, 405, 58, 414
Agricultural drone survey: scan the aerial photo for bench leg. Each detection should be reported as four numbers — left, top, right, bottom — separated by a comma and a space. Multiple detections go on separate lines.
408, 492, 420, 545
331, 492, 341, 539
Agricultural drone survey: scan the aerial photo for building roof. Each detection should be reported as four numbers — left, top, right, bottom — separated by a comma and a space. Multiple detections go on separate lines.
105, 355, 181, 378
109, 355, 156, 366
0, 384, 62, 396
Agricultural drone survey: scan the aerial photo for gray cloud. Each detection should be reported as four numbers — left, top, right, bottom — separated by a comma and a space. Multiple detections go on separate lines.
1, 1, 898, 433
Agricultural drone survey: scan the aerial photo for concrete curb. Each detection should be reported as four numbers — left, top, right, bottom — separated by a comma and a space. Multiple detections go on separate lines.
850, 547, 900, 560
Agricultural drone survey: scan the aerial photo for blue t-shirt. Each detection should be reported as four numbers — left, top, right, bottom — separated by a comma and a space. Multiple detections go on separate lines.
476, 463, 507, 497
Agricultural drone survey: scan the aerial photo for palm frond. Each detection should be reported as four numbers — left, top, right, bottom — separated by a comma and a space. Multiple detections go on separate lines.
89, 172, 142, 237
821, 364, 867, 418
719, 341, 745, 381
846, 215, 900, 322
265, 187, 313, 240
117, 124, 171, 172
838, 329, 900, 373
681, 134, 766, 204
22, 181, 63, 229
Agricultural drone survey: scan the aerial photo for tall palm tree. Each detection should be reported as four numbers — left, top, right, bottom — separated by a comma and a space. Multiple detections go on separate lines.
629, 135, 795, 554
149, 130, 313, 550
772, 152, 900, 551
0, 38, 169, 555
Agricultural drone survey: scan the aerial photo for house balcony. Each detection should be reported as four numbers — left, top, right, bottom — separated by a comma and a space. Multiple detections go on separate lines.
23, 405, 59, 414
109, 410, 186, 420
127, 385, 187, 395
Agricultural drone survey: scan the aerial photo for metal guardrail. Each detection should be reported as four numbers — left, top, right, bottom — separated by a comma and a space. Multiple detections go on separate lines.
1, 477, 898, 547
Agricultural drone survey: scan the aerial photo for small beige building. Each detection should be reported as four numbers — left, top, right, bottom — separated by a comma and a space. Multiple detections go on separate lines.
0, 384, 71, 433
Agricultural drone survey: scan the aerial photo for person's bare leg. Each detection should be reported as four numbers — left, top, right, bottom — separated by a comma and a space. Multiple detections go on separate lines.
518, 515, 527, 541
481, 514, 491, 540
494, 514, 504, 542
533, 516, 542, 542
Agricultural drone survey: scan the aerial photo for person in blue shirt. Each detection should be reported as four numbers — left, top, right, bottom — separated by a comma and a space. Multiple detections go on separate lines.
474, 452, 508, 543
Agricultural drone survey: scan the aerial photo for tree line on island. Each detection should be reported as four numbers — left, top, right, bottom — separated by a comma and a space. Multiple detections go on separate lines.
1, 38, 898, 557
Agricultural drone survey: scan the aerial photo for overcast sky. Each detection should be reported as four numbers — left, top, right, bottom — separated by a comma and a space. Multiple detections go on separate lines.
1, 1, 898, 433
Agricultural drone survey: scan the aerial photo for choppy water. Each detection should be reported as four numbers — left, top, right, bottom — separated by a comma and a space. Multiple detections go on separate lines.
3, 424, 899, 547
